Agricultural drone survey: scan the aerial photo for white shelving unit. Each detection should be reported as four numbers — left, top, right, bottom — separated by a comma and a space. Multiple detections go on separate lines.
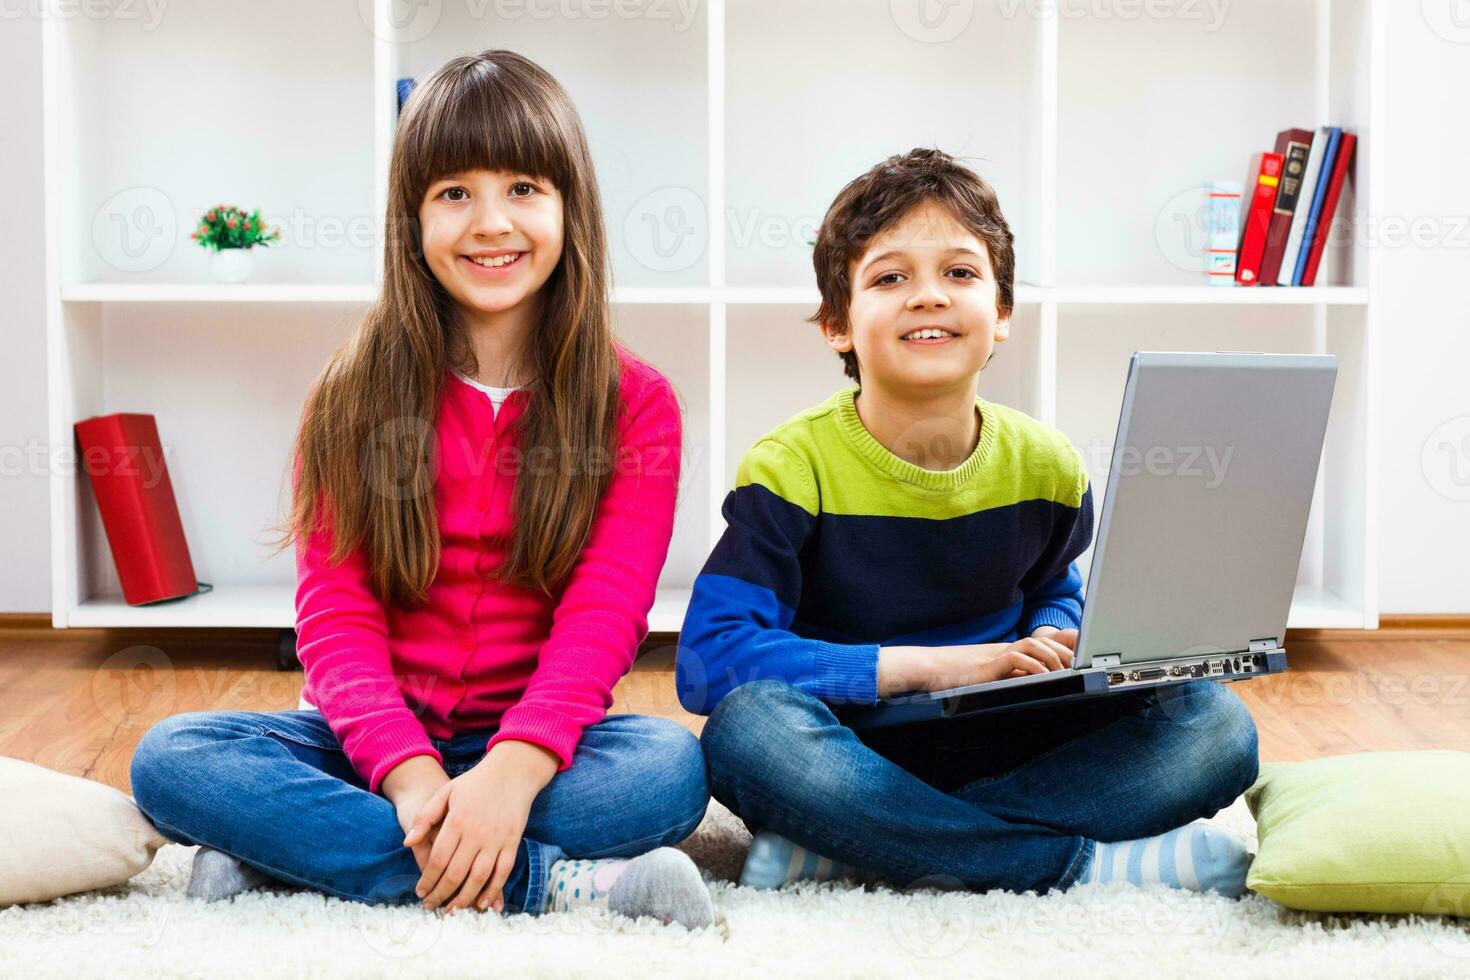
43, 0, 1381, 636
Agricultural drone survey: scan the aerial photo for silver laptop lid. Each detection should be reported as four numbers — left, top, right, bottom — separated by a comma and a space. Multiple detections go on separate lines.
1075, 351, 1337, 668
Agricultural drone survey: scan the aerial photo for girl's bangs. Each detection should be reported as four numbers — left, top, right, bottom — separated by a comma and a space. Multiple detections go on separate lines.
411, 65, 573, 194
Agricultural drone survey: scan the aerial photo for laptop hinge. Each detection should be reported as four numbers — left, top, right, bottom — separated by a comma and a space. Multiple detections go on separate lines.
1094, 643, 1278, 667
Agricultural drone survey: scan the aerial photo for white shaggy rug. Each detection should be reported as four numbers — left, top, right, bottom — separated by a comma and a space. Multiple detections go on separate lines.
3, 796, 1468, 979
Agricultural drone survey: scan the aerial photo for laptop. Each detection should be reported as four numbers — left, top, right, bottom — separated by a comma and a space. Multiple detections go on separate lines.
837, 350, 1338, 731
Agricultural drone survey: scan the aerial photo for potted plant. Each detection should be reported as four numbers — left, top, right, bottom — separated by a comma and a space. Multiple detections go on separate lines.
191, 204, 281, 283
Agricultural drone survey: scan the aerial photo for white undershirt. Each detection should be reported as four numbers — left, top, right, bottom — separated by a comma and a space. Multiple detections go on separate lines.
454, 372, 523, 416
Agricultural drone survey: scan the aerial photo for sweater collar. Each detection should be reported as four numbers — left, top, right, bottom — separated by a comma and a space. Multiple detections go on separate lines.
835, 384, 996, 490
445, 367, 530, 425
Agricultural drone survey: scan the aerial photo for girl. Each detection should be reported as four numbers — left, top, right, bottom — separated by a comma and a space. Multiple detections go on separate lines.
129, 50, 714, 928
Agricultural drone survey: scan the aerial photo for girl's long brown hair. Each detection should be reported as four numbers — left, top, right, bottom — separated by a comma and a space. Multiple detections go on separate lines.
267, 50, 621, 608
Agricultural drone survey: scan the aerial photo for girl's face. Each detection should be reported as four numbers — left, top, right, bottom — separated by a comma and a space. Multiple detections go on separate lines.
418, 168, 564, 322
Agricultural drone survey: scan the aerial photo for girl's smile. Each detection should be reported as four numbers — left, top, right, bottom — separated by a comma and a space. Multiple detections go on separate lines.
459, 249, 528, 279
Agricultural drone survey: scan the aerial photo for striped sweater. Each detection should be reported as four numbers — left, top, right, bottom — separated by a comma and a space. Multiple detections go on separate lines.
675, 385, 1094, 716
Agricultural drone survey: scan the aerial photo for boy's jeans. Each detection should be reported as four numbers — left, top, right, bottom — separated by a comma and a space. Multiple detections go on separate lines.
701, 678, 1259, 894
130, 709, 710, 914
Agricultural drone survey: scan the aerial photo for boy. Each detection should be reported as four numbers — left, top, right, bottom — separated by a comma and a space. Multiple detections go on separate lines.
675, 148, 1259, 898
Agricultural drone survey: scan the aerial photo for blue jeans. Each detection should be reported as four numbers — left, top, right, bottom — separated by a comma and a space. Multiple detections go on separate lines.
130, 709, 710, 914
701, 678, 1259, 895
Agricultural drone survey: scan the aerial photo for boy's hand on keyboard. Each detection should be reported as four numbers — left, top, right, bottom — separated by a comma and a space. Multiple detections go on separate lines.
1030, 626, 1078, 651
878, 637, 1074, 696
984, 634, 1074, 678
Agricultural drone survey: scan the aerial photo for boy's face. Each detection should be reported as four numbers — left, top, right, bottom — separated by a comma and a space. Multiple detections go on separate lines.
822, 201, 1009, 393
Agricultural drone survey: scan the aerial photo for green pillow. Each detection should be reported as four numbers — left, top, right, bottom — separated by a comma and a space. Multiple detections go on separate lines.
1245, 750, 1470, 916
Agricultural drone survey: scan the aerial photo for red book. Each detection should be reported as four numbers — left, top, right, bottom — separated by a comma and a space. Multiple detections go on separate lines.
74, 413, 203, 605
1235, 151, 1285, 285
1301, 131, 1357, 287
1258, 129, 1315, 286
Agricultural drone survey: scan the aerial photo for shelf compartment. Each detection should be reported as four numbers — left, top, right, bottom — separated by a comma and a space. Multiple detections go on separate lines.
49, 1, 376, 287
1056, 0, 1366, 287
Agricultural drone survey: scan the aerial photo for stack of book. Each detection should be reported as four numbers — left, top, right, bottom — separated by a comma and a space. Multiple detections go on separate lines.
1234, 127, 1358, 287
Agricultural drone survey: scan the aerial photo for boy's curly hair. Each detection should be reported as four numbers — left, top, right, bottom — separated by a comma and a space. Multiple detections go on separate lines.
809, 148, 1016, 384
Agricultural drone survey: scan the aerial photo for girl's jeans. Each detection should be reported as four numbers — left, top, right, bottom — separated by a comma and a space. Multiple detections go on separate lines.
129, 709, 710, 914
700, 678, 1260, 895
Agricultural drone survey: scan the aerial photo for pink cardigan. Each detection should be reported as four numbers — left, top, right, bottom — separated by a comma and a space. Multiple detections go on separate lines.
293, 348, 682, 794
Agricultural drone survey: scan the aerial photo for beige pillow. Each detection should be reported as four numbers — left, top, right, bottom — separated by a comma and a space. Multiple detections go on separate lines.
0, 756, 170, 906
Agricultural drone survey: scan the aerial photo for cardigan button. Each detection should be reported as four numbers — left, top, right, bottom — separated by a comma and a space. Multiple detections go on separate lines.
459, 636, 473, 652
466, 581, 480, 596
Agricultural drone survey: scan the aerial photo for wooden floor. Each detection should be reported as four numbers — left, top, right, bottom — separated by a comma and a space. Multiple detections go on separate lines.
2, 623, 1466, 795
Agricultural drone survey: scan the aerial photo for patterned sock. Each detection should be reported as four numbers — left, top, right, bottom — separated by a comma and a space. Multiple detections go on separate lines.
542, 848, 714, 928
1075, 823, 1251, 897
542, 857, 628, 912
739, 830, 880, 889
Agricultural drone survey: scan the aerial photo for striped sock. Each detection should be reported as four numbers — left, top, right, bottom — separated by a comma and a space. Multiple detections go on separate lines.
739, 831, 880, 889
1075, 823, 1251, 897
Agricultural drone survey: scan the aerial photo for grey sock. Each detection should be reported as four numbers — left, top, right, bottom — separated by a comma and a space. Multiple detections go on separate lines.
606, 847, 715, 929
186, 846, 276, 902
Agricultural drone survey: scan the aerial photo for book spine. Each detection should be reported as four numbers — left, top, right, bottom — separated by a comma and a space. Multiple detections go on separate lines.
1257, 129, 1315, 286
1291, 127, 1342, 286
1205, 180, 1242, 286
1278, 126, 1331, 285
73, 413, 198, 605
1302, 131, 1357, 286
1234, 152, 1284, 286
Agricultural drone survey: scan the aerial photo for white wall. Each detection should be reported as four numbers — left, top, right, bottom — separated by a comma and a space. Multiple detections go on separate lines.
1377, 2, 1470, 611
0, 3, 1465, 616
0, 12, 51, 613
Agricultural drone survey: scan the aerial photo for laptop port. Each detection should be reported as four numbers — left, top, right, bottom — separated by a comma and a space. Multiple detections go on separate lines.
1107, 673, 1126, 685
1130, 667, 1167, 682
1190, 664, 1207, 677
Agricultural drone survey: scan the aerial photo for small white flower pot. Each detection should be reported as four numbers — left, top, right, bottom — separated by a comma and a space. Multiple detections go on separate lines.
211, 248, 254, 283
